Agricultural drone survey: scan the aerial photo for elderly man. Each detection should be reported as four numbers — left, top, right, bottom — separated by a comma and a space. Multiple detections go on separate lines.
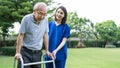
14, 2, 51, 68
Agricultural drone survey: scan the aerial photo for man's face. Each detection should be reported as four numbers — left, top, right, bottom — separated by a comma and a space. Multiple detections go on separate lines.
34, 7, 47, 22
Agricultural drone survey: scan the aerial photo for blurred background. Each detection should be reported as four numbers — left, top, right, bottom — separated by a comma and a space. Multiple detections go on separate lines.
0, 0, 120, 55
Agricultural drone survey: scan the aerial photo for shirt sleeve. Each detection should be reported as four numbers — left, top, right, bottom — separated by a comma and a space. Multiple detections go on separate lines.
46, 18, 49, 33
19, 16, 27, 34
63, 24, 70, 38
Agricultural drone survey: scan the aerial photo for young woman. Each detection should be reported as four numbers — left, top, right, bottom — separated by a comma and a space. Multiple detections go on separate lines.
45, 6, 70, 68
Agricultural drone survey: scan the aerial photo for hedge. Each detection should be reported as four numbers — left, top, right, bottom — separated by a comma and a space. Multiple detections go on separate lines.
0, 46, 16, 56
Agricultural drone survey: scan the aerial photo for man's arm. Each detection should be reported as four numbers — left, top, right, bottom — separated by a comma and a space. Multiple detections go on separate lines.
44, 32, 51, 56
15, 33, 24, 60
44, 32, 49, 51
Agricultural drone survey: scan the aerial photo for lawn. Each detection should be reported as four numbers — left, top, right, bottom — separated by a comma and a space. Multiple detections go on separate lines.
66, 48, 120, 68
0, 48, 120, 68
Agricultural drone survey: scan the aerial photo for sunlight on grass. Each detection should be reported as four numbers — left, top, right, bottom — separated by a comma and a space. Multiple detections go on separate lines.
66, 48, 120, 68
0, 48, 120, 68
0, 56, 13, 68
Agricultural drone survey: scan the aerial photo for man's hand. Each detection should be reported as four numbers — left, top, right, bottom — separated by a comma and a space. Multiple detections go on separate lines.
14, 53, 22, 60
46, 50, 52, 57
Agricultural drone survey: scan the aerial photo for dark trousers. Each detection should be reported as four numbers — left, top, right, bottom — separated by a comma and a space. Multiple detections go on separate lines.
45, 60, 66, 68
44, 55, 66, 68
17, 46, 42, 68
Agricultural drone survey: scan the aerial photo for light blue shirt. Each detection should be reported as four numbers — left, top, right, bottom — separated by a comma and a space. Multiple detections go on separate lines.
19, 13, 49, 50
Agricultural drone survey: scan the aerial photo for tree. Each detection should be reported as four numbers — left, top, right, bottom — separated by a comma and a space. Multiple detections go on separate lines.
0, 0, 54, 46
95, 20, 117, 47
67, 12, 96, 47
116, 26, 120, 40
0, 0, 15, 46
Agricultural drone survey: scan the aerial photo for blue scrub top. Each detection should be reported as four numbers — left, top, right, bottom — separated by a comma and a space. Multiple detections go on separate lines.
48, 21, 70, 60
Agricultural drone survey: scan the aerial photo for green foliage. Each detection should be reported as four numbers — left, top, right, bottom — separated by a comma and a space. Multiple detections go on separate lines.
0, 46, 16, 56
0, 0, 55, 46
95, 20, 118, 44
116, 26, 120, 40
6, 40, 16, 46
84, 40, 105, 47
0, 1, 15, 22
68, 12, 97, 41
67, 41, 78, 48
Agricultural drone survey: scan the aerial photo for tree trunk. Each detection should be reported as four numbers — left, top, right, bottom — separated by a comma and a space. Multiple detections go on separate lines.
2, 34, 6, 47
75, 41, 86, 48
105, 41, 112, 48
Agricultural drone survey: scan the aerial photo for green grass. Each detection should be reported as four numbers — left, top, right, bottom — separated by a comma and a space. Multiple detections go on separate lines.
0, 55, 13, 68
0, 48, 120, 68
66, 48, 120, 68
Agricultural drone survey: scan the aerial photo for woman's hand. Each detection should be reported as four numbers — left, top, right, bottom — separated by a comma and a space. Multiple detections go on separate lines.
52, 49, 58, 59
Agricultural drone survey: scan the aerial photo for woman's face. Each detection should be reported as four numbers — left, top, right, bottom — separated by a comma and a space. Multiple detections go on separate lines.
55, 8, 65, 21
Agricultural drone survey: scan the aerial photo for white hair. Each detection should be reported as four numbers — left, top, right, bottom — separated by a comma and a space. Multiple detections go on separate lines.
33, 2, 47, 10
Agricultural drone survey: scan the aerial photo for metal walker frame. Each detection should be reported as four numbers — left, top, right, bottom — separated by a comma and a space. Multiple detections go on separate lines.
13, 55, 55, 68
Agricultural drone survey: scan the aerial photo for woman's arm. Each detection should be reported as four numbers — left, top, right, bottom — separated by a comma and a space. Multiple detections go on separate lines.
52, 38, 67, 58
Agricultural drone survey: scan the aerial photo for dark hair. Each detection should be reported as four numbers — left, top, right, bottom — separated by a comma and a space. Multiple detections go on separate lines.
55, 6, 67, 24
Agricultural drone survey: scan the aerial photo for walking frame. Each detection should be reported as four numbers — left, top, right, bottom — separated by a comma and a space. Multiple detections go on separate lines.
13, 54, 56, 68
